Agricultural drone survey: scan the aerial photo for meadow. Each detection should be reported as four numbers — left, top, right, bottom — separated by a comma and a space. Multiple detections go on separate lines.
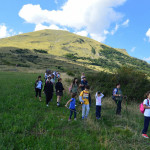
1, 71, 150, 150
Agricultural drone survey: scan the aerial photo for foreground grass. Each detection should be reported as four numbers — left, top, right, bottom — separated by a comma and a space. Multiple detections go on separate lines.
0, 71, 150, 150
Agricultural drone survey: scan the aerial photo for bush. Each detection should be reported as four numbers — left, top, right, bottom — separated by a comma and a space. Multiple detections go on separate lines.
66, 71, 75, 76
87, 66, 150, 102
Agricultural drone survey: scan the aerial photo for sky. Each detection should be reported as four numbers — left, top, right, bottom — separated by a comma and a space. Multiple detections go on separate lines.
0, 0, 150, 63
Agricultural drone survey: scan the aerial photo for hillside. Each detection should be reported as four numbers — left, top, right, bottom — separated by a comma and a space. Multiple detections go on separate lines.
1, 71, 150, 150
0, 29, 150, 73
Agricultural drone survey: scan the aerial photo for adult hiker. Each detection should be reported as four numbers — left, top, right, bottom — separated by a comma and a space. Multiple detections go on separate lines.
79, 77, 88, 91
70, 78, 79, 95
35, 75, 43, 101
44, 76, 54, 107
112, 83, 123, 115
142, 91, 150, 138
55, 78, 64, 106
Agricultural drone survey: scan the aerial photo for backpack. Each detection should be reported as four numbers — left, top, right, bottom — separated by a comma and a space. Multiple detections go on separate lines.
140, 99, 149, 114
112, 88, 118, 100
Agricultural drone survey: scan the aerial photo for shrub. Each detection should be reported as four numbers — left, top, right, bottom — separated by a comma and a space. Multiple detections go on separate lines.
87, 66, 150, 102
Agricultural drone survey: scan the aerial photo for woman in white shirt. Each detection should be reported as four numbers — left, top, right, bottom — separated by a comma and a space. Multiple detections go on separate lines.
142, 91, 150, 138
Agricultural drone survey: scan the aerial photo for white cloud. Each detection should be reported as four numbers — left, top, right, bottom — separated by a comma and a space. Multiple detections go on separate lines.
122, 19, 129, 26
75, 30, 88, 37
0, 24, 16, 38
146, 28, 150, 42
19, 0, 127, 42
143, 57, 150, 62
131, 47, 136, 52
111, 24, 119, 35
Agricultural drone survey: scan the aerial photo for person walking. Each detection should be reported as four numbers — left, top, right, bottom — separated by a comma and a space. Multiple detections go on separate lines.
112, 83, 123, 115
44, 76, 54, 107
55, 78, 64, 106
35, 76, 43, 101
142, 91, 150, 138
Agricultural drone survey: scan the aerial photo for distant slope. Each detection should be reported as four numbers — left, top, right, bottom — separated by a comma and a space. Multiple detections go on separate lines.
0, 29, 150, 74
0, 29, 128, 57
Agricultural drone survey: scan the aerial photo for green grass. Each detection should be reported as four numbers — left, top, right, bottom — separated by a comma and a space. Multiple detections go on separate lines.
0, 71, 150, 150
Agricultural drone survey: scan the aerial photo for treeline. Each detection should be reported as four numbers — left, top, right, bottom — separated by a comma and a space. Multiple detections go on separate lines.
87, 66, 150, 102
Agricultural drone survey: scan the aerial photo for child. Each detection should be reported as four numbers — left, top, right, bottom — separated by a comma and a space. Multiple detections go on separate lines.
79, 85, 91, 119
95, 91, 104, 119
65, 93, 77, 121
142, 91, 150, 138
35, 76, 43, 101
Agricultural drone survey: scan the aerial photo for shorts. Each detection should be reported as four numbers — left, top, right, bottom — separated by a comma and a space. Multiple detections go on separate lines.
56, 92, 63, 96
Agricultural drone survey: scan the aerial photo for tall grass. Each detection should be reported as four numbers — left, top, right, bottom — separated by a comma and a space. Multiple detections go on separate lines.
0, 71, 150, 150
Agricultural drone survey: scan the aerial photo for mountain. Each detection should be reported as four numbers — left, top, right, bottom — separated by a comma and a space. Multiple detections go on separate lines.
0, 29, 150, 74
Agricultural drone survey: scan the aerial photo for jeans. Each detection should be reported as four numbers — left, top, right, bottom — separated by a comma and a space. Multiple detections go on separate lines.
115, 100, 121, 115
142, 116, 150, 134
82, 104, 90, 118
69, 109, 76, 119
96, 105, 101, 118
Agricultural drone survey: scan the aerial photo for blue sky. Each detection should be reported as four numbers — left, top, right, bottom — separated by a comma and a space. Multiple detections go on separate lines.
0, 0, 150, 63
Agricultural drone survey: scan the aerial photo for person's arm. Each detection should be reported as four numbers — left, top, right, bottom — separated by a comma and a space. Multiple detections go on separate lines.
95, 92, 97, 99
79, 91, 84, 103
143, 104, 150, 109
65, 99, 72, 107
100, 93, 104, 98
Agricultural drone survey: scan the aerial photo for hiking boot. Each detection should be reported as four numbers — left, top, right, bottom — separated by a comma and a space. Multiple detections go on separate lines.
46, 104, 49, 107
57, 102, 59, 106
142, 134, 149, 138
74, 118, 77, 121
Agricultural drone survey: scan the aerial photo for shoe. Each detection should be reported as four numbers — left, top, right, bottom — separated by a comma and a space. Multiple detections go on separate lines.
142, 134, 149, 138
57, 102, 59, 106
74, 118, 77, 121
46, 104, 49, 107
68, 119, 71, 121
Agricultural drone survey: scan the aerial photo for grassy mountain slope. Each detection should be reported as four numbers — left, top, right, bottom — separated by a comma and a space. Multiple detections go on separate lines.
0, 29, 150, 73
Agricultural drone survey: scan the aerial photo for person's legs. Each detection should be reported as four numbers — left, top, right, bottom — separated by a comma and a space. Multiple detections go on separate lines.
74, 109, 76, 119
69, 110, 73, 119
35, 88, 38, 98
85, 104, 90, 118
142, 117, 150, 134
82, 104, 86, 118
118, 101, 121, 115
57, 95, 60, 106
99, 106, 101, 118
96, 106, 99, 118
39, 89, 41, 101
46, 94, 50, 105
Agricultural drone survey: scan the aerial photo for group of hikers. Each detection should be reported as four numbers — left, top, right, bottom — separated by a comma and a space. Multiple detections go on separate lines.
34, 70, 150, 139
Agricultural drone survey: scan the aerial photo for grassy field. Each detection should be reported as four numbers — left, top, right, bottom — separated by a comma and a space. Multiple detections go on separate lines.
1, 71, 150, 150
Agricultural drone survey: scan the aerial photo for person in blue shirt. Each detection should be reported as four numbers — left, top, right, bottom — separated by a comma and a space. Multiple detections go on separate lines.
65, 93, 77, 121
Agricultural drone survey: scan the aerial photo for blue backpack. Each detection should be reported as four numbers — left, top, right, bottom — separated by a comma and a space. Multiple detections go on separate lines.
112, 88, 118, 100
